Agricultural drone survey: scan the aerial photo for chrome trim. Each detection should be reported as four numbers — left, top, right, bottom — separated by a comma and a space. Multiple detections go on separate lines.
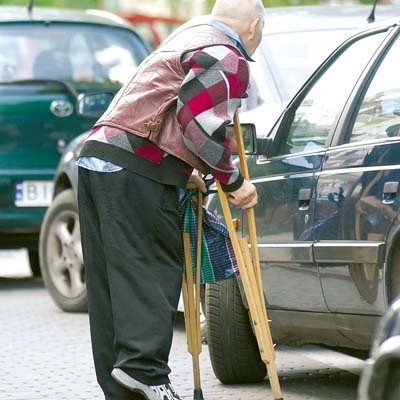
50, 100, 74, 118
317, 163, 400, 177
383, 261, 389, 310
259, 242, 313, 263
314, 241, 385, 263
251, 175, 287, 184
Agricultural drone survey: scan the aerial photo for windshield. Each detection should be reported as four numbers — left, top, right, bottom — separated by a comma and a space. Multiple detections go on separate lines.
241, 28, 357, 115
0, 23, 148, 85
261, 29, 356, 102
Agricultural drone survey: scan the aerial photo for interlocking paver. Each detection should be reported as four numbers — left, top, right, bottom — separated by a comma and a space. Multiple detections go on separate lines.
0, 251, 365, 400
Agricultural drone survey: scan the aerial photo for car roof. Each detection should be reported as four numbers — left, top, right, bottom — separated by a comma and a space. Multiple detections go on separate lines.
172, 5, 400, 38
264, 4, 400, 34
0, 5, 133, 29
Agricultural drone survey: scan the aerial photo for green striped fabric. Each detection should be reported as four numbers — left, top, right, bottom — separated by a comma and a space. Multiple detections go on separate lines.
179, 189, 238, 284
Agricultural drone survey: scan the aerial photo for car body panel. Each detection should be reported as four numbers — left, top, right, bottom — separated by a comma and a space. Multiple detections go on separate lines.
316, 142, 400, 315
52, 132, 87, 200
247, 151, 327, 312
0, 82, 93, 230
314, 26, 400, 315
0, 6, 133, 27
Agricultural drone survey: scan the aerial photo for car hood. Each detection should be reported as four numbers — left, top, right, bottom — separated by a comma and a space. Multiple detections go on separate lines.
0, 80, 118, 171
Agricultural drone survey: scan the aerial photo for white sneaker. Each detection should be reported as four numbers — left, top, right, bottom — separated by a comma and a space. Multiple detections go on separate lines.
111, 367, 181, 400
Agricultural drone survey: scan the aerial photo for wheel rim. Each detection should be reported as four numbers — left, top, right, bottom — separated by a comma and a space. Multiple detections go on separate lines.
47, 209, 85, 298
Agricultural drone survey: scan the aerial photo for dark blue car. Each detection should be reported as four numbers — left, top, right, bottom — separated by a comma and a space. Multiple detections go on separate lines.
206, 15, 400, 384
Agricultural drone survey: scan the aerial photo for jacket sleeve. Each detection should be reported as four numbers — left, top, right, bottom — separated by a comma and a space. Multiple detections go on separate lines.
177, 44, 249, 192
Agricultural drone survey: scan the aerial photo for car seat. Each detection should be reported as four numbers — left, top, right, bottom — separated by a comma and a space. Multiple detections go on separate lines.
32, 49, 73, 80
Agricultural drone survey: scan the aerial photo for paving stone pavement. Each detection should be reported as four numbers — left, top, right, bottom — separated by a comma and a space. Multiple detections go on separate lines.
0, 250, 366, 400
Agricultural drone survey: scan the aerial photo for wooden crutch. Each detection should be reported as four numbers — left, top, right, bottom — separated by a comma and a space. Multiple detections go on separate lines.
215, 111, 283, 400
181, 188, 205, 400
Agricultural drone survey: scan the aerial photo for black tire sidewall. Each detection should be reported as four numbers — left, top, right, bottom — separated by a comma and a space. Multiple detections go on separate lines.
28, 249, 41, 277
206, 278, 266, 384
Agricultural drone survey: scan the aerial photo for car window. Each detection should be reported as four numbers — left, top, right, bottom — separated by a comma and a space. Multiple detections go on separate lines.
0, 24, 148, 85
350, 34, 400, 143
276, 31, 385, 156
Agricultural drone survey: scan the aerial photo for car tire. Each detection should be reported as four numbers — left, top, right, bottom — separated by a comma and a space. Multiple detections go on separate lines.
206, 278, 266, 384
383, 362, 400, 400
390, 245, 400, 302
39, 189, 87, 312
28, 249, 41, 277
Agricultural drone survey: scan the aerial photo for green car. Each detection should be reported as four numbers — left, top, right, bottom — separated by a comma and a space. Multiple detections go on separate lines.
0, 6, 149, 275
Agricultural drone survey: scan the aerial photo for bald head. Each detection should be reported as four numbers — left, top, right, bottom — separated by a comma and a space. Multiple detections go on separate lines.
211, 0, 265, 56
211, 0, 264, 29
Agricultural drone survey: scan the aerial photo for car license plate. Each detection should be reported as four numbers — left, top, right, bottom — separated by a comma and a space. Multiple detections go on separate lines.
14, 180, 54, 207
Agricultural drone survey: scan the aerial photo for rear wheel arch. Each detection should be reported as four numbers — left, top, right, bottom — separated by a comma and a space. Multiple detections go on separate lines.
383, 360, 400, 400
384, 219, 400, 304
53, 172, 73, 199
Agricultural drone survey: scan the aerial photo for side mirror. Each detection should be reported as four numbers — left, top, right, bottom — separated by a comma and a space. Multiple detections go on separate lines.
256, 136, 273, 156
77, 92, 114, 119
386, 123, 400, 137
226, 123, 272, 156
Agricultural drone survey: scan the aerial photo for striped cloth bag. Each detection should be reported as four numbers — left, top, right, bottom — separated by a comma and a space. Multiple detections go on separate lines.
179, 188, 239, 284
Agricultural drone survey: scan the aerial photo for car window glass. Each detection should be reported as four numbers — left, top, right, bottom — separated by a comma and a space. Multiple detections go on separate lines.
350, 34, 400, 143
69, 34, 96, 82
0, 24, 148, 85
278, 31, 385, 156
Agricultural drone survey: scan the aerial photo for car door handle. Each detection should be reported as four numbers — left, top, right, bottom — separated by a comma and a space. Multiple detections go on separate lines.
298, 188, 312, 210
382, 181, 399, 204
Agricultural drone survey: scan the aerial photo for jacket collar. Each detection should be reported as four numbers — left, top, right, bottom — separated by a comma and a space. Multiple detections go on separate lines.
210, 20, 254, 62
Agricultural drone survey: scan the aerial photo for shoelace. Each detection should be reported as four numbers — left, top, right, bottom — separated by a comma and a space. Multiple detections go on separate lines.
151, 383, 181, 400
165, 383, 180, 399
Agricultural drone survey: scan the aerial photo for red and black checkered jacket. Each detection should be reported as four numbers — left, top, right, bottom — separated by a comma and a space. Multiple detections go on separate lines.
177, 44, 249, 189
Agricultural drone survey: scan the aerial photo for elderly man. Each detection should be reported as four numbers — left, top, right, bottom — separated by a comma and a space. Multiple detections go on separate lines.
76, 0, 264, 399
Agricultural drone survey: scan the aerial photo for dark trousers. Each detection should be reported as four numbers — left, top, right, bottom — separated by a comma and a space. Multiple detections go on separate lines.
78, 167, 183, 400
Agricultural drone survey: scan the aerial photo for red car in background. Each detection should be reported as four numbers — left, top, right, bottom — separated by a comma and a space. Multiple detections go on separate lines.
120, 12, 185, 48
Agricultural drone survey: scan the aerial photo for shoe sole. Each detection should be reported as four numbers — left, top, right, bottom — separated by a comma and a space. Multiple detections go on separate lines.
111, 368, 159, 400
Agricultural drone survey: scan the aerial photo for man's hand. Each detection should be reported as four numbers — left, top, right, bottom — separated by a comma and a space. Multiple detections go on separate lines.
227, 179, 258, 209
187, 173, 207, 194
187, 172, 209, 206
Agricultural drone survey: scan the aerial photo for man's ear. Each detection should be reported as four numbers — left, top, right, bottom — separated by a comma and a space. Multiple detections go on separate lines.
248, 17, 260, 40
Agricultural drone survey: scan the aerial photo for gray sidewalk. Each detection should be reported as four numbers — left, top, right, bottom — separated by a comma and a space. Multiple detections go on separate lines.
0, 250, 365, 400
